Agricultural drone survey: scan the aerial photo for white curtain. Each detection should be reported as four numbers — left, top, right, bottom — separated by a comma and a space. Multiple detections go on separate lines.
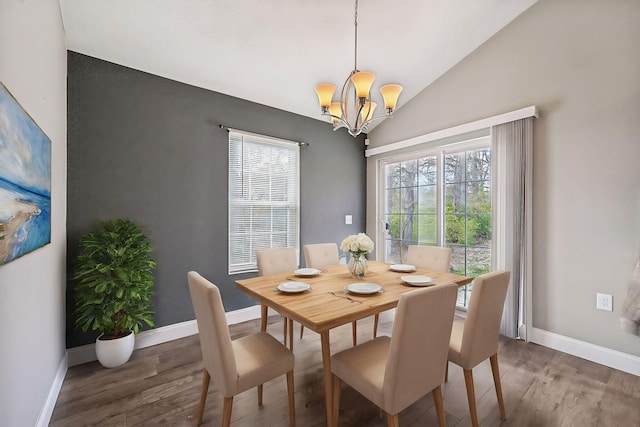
491, 117, 533, 339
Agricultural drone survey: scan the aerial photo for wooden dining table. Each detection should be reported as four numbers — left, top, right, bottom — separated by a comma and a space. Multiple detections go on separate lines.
235, 260, 472, 427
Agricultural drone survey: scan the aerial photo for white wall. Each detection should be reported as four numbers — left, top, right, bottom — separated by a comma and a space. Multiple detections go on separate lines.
0, 1, 68, 425
368, 0, 640, 357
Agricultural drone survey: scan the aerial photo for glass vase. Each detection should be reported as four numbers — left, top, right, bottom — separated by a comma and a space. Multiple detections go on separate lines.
347, 252, 368, 279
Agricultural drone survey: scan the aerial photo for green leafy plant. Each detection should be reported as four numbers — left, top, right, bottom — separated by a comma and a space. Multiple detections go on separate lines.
72, 219, 156, 339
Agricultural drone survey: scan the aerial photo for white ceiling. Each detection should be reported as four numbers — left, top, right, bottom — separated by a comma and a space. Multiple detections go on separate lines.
58, 0, 537, 129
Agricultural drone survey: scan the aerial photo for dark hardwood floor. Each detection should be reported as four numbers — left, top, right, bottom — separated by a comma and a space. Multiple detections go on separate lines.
51, 312, 640, 426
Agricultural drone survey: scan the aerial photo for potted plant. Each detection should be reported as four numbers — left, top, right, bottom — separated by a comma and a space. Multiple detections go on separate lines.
72, 219, 156, 368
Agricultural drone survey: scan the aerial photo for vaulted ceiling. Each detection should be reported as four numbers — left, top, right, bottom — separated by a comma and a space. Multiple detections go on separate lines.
59, 0, 537, 130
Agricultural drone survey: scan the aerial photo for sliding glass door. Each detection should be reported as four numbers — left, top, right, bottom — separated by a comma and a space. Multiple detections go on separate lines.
379, 138, 491, 308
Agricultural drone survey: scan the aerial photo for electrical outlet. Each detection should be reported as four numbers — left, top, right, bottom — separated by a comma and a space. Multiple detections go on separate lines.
596, 293, 613, 311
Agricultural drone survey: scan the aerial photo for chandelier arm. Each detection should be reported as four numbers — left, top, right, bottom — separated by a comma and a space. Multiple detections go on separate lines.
360, 113, 392, 129
355, 99, 367, 121
339, 71, 359, 130
332, 119, 349, 132
328, 114, 349, 126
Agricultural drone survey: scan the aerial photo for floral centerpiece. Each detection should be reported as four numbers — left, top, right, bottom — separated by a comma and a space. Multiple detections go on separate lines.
340, 233, 374, 278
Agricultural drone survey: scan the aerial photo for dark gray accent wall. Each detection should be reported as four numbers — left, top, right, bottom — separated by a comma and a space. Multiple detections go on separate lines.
66, 52, 367, 348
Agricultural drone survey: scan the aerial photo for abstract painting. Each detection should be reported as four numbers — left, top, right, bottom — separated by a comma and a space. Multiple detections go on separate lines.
0, 82, 51, 265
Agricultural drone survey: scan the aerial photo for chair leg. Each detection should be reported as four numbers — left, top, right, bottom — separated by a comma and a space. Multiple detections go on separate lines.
283, 317, 288, 346
490, 354, 507, 421
432, 385, 446, 427
373, 314, 379, 338
300, 324, 305, 340
286, 370, 296, 427
261, 304, 268, 332
197, 369, 211, 425
222, 396, 233, 427
386, 412, 400, 427
257, 384, 263, 406
444, 360, 449, 382
352, 321, 357, 346
463, 368, 479, 427
332, 374, 341, 427
288, 318, 294, 351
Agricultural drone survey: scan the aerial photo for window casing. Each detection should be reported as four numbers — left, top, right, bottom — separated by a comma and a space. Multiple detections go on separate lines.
228, 131, 300, 274
379, 137, 491, 308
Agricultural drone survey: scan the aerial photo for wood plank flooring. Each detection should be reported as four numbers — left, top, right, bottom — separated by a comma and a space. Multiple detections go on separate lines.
51, 312, 640, 426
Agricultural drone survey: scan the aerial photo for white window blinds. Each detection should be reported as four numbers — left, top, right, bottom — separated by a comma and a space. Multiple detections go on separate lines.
228, 130, 300, 274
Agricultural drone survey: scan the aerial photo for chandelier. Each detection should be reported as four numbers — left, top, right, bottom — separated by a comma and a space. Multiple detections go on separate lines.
314, 0, 403, 138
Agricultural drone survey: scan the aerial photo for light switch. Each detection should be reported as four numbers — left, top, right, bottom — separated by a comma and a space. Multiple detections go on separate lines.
345, 215, 353, 225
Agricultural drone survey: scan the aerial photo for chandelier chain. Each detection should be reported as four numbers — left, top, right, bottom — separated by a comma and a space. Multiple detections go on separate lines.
354, 0, 359, 71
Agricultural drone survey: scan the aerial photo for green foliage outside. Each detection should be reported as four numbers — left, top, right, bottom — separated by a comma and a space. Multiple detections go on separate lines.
72, 219, 156, 339
444, 184, 491, 245
450, 261, 490, 277
387, 190, 490, 246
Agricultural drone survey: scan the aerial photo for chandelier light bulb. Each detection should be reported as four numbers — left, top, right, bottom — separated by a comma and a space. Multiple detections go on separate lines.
315, 84, 336, 110
360, 101, 377, 122
351, 72, 376, 100
380, 84, 403, 112
329, 102, 342, 124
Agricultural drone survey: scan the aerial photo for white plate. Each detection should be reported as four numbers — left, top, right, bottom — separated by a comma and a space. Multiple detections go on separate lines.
346, 282, 383, 294
294, 268, 321, 277
389, 264, 417, 272
401, 275, 433, 286
277, 281, 311, 293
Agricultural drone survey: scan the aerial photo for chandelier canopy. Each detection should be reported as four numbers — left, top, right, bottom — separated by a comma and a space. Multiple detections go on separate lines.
314, 0, 403, 138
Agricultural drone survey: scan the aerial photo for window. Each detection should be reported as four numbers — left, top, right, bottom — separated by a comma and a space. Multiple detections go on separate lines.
380, 137, 491, 308
228, 131, 299, 274
444, 146, 492, 307
383, 154, 438, 261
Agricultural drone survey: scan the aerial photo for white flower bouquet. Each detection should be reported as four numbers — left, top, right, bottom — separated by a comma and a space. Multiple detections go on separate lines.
340, 233, 374, 257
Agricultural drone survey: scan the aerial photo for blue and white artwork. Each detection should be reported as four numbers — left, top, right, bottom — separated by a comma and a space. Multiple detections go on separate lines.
0, 82, 51, 265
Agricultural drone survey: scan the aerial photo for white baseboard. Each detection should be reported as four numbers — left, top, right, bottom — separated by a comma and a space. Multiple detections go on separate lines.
530, 327, 640, 376
225, 304, 263, 325
37, 352, 68, 427
67, 304, 262, 367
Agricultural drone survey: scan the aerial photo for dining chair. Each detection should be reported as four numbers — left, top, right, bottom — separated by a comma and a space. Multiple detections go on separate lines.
303, 243, 340, 269
303, 242, 374, 346
446, 270, 511, 427
406, 245, 452, 273
257, 247, 299, 350
331, 283, 458, 427
187, 271, 296, 426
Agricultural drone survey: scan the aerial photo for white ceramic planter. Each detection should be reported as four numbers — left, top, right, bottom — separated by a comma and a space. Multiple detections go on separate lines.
95, 331, 135, 368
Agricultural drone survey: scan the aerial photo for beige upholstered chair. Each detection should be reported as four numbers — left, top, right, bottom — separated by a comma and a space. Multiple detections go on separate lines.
331, 283, 458, 427
187, 271, 296, 426
303, 243, 340, 269
406, 245, 452, 273
257, 247, 299, 277
446, 270, 511, 427
257, 247, 298, 349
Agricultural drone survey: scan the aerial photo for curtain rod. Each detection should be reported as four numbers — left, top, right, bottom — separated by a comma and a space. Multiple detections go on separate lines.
365, 105, 538, 157
219, 125, 309, 147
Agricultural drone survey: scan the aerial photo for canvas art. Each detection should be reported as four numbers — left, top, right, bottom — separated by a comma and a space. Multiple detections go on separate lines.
0, 82, 51, 265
